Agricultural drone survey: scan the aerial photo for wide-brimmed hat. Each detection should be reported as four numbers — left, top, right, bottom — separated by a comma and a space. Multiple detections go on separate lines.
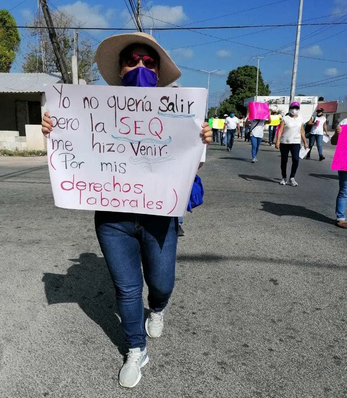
95, 32, 181, 87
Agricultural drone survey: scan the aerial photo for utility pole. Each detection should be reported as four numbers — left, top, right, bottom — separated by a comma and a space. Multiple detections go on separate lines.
71, 30, 79, 84
255, 56, 264, 101
39, 0, 71, 83
38, 0, 46, 72
136, 0, 142, 32
290, 0, 304, 102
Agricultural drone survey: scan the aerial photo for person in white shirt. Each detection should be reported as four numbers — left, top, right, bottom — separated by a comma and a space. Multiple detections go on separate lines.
275, 101, 308, 186
331, 118, 347, 228
238, 114, 246, 139
224, 113, 240, 152
306, 107, 329, 160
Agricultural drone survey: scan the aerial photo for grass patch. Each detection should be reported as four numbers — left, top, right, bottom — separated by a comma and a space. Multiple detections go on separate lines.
0, 149, 47, 157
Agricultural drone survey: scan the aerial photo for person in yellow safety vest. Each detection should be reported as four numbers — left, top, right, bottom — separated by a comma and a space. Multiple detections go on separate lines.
268, 109, 282, 146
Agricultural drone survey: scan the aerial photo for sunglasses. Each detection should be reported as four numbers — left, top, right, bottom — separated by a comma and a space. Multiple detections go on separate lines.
123, 53, 158, 70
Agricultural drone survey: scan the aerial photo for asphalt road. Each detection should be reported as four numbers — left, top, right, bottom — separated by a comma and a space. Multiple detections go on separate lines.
0, 138, 346, 398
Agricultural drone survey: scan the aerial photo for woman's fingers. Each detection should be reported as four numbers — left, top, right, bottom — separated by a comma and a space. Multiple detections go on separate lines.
42, 112, 52, 136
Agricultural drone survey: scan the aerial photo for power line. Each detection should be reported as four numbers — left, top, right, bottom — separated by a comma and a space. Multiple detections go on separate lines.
180, 0, 291, 27
271, 73, 347, 93
8, 21, 347, 30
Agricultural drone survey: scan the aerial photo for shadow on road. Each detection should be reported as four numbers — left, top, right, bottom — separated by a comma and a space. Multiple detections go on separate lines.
219, 157, 250, 162
42, 253, 127, 355
309, 173, 338, 180
177, 253, 345, 271
260, 201, 334, 225
239, 174, 276, 183
0, 165, 47, 180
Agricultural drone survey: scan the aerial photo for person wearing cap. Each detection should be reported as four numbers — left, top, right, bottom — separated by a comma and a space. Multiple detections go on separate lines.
41, 32, 212, 389
331, 118, 347, 228
224, 112, 240, 151
220, 114, 228, 145
275, 102, 308, 186
306, 108, 329, 161
238, 114, 246, 139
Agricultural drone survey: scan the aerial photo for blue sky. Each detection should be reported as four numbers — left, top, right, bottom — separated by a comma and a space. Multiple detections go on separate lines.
9, 0, 347, 104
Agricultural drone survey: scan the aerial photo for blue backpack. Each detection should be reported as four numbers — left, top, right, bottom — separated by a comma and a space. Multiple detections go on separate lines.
187, 175, 204, 212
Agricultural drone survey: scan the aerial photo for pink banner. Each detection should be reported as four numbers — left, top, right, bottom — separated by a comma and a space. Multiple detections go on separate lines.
331, 126, 347, 171
248, 102, 270, 121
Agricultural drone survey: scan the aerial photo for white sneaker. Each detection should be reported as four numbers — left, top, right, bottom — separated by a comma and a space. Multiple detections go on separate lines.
289, 177, 298, 187
145, 310, 164, 338
279, 179, 286, 185
119, 347, 149, 388
251, 158, 256, 163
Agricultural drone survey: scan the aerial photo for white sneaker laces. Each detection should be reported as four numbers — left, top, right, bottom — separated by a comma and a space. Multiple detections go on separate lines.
126, 349, 143, 365
149, 311, 163, 324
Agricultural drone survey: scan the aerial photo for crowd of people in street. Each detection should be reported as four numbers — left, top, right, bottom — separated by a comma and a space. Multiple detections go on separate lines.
210, 105, 347, 226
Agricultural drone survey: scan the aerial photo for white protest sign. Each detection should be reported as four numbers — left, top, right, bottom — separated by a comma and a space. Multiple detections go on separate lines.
45, 84, 207, 217
299, 147, 310, 159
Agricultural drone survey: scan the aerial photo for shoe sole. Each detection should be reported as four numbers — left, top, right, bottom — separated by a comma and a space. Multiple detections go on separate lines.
119, 355, 149, 388
145, 318, 163, 338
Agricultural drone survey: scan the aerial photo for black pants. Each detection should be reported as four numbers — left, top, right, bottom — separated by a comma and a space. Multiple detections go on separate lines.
280, 143, 300, 179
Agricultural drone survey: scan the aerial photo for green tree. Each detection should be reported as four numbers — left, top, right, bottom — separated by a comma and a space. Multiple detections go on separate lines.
218, 65, 270, 117
0, 10, 21, 72
23, 9, 98, 83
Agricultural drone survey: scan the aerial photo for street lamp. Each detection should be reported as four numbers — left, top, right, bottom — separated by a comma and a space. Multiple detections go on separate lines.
201, 69, 219, 119
255, 57, 264, 101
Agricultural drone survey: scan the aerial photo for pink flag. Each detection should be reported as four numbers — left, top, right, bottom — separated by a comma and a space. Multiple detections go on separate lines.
248, 102, 270, 121
331, 126, 347, 171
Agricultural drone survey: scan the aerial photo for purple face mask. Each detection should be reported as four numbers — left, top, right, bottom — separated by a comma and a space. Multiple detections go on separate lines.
122, 67, 158, 87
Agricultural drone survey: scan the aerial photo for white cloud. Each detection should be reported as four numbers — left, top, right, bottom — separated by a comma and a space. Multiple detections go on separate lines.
214, 70, 227, 76
325, 68, 338, 76
300, 45, 323, 56
121, 5, 188, 28
216, 50, 231, 58
58, 1, 115, 28
171, 48, 194, 59
284, 70, 292, 76
332, 0, 347, 14
141, 5, 188, 27
21, 9, 34, 22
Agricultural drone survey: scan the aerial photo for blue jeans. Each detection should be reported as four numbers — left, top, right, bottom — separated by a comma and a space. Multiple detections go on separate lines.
212, 129, 219, 142
227, 129, 236, 150
95, 211, 178, 349
250, 136, 262, 159
219, 131, 226, 145
309, 134, 323, 156
336, 171, 347, 221
268, 125, 277, 144
239, 127, 244, 139
280, 143, 300, 179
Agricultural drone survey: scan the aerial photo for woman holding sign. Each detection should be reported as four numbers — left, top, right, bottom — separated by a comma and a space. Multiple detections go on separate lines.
331, 119, 347, 228
41, 32, 212, 388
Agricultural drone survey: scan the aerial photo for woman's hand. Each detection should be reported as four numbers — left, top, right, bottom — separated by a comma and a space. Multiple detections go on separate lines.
304, 142, 309, 149
275, 142, 280, 149
42, 112, 52, 137
201, 122, 212, 144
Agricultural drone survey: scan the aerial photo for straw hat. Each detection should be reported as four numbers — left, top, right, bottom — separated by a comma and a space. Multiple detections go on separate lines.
95, 32, 181, 87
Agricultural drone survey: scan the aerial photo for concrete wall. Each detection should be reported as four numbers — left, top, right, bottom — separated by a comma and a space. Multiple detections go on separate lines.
0, 131, 27, 151
25, 125, 46, 151
0, 125, 46, 151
